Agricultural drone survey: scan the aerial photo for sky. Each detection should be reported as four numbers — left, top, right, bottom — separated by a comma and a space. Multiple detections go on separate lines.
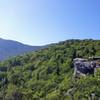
0, 0, 100, 45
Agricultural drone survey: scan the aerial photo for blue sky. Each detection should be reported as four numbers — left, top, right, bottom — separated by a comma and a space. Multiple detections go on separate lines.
0, 0, 100, 45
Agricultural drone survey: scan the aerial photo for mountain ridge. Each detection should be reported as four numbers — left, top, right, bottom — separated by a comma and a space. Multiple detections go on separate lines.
0, 38, 42, 60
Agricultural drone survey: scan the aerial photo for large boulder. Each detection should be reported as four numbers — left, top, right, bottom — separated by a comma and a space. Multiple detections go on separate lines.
73, 58, 96, 76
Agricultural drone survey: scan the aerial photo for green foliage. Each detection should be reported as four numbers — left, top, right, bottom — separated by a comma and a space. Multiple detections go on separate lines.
0, 39, 100, 100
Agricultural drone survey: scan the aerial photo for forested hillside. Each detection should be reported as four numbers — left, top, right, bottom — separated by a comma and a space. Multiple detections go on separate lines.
0, 39, 100, 100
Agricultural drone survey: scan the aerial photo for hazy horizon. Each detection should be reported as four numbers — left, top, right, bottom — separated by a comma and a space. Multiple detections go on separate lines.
0, 37, 100, 46
0, 0, 100, 45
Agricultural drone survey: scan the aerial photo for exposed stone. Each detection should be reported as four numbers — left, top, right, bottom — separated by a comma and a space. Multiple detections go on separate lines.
73, 58, 100, 76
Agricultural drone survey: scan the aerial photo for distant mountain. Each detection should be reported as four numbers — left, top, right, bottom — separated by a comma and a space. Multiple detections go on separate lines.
0, 38, 42, 60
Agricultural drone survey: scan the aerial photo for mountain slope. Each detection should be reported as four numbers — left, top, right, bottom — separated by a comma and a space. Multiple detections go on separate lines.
0, 39, 100, 100
0, 38, 42, 60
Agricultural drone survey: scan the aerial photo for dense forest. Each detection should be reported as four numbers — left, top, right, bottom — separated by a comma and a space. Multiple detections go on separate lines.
0, 39, 100, 100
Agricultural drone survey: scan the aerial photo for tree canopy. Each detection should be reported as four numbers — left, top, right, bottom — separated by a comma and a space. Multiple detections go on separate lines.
0, 39, 100, 100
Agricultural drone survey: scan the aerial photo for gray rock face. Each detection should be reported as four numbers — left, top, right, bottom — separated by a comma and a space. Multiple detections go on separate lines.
73, 58, 99, 76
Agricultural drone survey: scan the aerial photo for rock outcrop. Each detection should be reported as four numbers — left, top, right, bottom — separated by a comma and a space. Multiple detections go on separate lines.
73, 57, 100, 76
